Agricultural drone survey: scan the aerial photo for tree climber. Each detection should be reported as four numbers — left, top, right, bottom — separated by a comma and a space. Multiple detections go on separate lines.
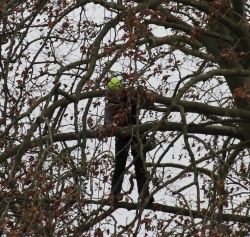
104, 77, 155, 204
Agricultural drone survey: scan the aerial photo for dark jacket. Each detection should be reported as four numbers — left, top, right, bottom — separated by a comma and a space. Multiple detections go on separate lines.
104, 88, 137, 126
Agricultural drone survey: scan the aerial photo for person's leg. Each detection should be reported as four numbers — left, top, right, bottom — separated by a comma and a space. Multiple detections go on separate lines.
131, 136, 154, 203
129, 100, 154, 203
111, 135, 130, 195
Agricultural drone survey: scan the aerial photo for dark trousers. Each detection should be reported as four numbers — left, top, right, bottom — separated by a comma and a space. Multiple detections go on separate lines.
111, 134, 151, 198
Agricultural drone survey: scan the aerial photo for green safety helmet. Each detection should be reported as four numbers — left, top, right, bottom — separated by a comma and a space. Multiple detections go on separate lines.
107, 77, 123, 90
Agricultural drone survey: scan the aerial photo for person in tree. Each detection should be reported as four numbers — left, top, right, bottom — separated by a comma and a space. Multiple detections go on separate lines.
104, 77, 155, 204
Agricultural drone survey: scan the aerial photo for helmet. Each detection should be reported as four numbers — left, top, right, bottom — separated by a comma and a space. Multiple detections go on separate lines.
107, 77, 122, 90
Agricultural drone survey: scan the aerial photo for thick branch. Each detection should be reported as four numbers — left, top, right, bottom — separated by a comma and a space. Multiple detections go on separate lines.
87, 200, 250, 224
0, 121, 243, 164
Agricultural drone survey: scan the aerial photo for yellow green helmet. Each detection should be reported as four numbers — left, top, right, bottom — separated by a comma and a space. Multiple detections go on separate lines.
107, 77, 122, 90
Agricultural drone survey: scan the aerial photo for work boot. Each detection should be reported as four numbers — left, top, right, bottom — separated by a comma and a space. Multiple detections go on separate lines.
108, 192, 123, 202
139, 191, 154, 204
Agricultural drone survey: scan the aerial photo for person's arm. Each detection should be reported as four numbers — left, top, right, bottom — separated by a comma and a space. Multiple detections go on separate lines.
104, 102, 113, 126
